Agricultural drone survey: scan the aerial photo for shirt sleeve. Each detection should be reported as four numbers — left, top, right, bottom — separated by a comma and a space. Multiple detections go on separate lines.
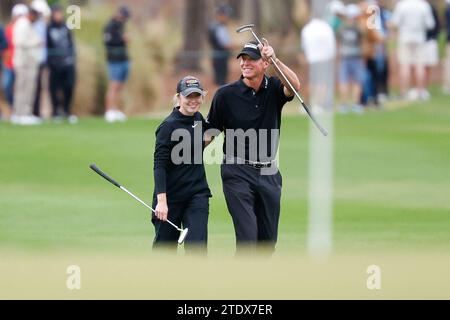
274, 77, 294, 107
153, 122, 173, 195
206, 91, 225, 132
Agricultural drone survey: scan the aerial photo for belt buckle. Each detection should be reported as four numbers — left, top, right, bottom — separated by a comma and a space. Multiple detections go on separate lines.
247, 160, 270, 169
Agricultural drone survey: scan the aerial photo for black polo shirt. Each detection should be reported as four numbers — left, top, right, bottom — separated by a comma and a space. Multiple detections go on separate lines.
206, 75, 294, 162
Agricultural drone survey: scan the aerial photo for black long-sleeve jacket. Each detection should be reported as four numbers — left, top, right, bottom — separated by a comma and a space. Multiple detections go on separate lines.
153, 107, 211, 204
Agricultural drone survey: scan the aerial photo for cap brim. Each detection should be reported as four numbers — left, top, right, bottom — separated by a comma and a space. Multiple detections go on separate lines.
236, 51, 261, 60
180, 88, 203, 97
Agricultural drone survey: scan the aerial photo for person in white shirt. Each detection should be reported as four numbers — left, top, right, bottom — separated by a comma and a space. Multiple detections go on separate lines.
391, 0, 435, 100
301, 17, 336, 114
30, 0, 51, 118
12, 8, 43, 125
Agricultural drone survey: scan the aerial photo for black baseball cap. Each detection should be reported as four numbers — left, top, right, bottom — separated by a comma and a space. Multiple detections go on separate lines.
236, 41, 262, 60
118, 6, 131, 18
50, 4, 62, 12
177, 76, 204, 97
216, 4, 232, 16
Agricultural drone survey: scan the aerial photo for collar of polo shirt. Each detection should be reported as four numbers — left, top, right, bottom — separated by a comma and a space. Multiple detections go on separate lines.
238, 75, 269, 93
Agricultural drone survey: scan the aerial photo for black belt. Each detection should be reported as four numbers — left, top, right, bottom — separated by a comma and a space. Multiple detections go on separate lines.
223, 156, 275, 169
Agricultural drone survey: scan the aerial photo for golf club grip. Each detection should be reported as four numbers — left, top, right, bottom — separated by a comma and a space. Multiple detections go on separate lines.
89, 164, 121, 188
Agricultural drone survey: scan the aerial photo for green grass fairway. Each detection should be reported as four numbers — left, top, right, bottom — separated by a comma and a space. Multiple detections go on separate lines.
1, 90, 449, 298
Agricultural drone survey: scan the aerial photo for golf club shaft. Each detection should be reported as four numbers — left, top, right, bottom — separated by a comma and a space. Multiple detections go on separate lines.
249, 30, 328, 137
120, 185, 154, 212
121, 187, 182, 230
90, 164, 182, 231
120, 186, 181, 231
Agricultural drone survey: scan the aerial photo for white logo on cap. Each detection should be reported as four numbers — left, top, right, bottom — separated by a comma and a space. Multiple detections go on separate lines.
185, 79, 199, 87
244, 43, 258, 50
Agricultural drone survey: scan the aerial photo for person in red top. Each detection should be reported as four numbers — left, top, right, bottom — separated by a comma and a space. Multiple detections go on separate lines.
2, 4, 29, 109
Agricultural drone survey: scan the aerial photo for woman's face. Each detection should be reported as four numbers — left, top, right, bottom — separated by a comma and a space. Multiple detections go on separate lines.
179, 92, 203, 115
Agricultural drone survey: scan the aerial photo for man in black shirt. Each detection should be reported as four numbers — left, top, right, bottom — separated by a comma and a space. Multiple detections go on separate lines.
206, 41, 300, 253
47, 5, 77, 123
103, 6, 130, 122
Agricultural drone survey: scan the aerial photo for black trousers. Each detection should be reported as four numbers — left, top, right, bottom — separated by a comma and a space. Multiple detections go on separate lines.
49, 65, 76, 117
376, 56, 389, 96
367, 58, 379, 105
32, 64, 45, 117
152, 193, 209, 251
221, 164, 282, 252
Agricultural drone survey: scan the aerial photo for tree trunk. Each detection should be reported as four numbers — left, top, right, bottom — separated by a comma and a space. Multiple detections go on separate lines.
279, 0, 295, 35
0, 0, 15, 22
242, 0, 262, 35
227, 0, 242, 19
179, 0, 207, 71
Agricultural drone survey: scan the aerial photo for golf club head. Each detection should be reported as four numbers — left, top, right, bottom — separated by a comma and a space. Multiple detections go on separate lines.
178, 228, 189, 244
236, 24, 255, 33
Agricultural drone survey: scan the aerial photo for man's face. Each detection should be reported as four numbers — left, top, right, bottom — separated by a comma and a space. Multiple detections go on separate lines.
52, 10, 64, 23
239, 55, 268, 80
29, 12, 39, 23
217, 13, 229, 23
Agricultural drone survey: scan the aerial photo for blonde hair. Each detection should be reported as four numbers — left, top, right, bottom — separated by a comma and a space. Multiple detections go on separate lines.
172, 93, 180, 108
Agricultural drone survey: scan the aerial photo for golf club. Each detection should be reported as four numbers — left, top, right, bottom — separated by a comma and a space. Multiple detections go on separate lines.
89, 164, 189, 244
236, 24, 328, 137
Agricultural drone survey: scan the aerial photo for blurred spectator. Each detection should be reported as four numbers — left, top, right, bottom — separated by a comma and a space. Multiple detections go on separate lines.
327, 0, 346, 32
423, 0, 440, 100
337, 4, 365, 114
301, 16, 336, 114
444, 0, 450, 94
2, 5, 29, 112
0, 24, 6, 120
47, 5, 77, 124
375, 0, 392, 104
30, 0, 50, 118
360, 1, 384, 108
208, 4, 233, 86
12, 8, 43, 125
391, 0, 435, 101
0, 25, 7, 63
103, 6, 131, 123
